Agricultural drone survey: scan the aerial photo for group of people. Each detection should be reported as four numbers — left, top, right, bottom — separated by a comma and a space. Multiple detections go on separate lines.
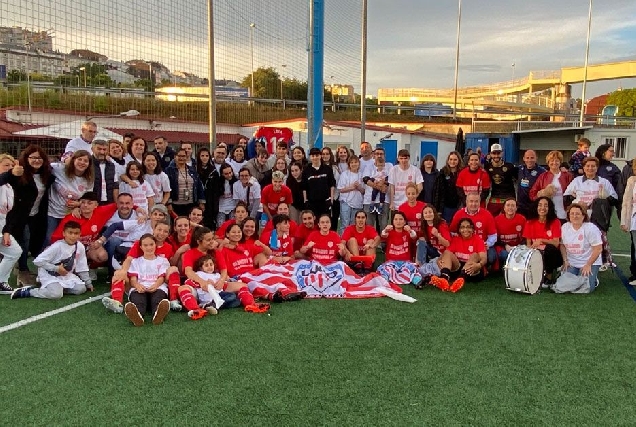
1, 123, 634, 325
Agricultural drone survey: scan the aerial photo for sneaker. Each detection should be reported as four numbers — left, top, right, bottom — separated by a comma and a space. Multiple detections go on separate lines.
124, 302, 144, 326
10, 286, 33, 299
187, 308, 208, 320
152, 299, 170, 325
89, 269, 98, 281
102, 297, 123, 314
283, 291, 307, 302
202, 302, 218, 315
17, 271, 36, 287
169, 300, 183, 312
377, 204, 384, 215
430, 275, 449, 291
370, 204, 379, 214
449, 277, 465, 293
630, 279, 636, 287
0, 282, 13, 295
244, 303, 271, 313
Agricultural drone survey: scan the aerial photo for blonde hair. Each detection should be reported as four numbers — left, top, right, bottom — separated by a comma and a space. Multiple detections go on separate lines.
0, 154, 16, 164
546, 150, 563, 164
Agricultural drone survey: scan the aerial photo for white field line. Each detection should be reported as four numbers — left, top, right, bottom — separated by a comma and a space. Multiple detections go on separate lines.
0, 292, 109, 335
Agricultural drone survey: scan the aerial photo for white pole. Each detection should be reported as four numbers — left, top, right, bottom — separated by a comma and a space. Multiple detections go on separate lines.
250, 23, 256, 98
452, 0, 462, 121
208, 0, 216, 149
579, 0, 592, 126
360, 0, 367, 142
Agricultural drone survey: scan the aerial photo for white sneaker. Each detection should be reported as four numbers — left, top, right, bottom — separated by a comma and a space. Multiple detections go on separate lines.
102, 297, 123, 314
629, 279, 636, 287
89, 269, 98, 281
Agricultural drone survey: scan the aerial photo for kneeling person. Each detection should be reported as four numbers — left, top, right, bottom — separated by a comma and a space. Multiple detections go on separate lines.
12, 221, 93, 300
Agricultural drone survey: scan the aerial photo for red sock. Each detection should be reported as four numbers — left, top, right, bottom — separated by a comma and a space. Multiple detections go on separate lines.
111, 280, 125, 304
168, 272, 181, 300
237, 286, 255, 307
179, 288, 199, 311
251, 288, 269, 300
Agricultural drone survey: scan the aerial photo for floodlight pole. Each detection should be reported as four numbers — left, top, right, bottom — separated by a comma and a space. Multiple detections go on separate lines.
207, 0, 216, 149
360, 0, 367, 142
452, 0, 462, 121
579, 0, 592, 126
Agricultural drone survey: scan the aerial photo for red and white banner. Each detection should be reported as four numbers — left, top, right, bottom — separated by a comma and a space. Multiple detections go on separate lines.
239, 260, 402, 299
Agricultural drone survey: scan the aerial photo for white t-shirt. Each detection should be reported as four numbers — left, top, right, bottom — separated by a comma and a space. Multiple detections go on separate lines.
388, 164, 424, 207
106, 210, 139, 240
561, 222, 602, 268
362, 162, 393, 205
49, 163, 92, 219
0, 184, 14, 230
128, 256, 170, 293
337, 170, 364, 209
359, 157, 375, 173
63, 137, 92, 160
33, 240, 89, 288
144, 173, 171, 204
563, 176, 618, 215
124, 154, 144, 165
119, 180, 155, 212
30, 174, 46, 216
118, 220, 153, 246
229, 159, 248, 177
551, 173, 566, 219
218, 180, 237, 214
232, 180, 261, 214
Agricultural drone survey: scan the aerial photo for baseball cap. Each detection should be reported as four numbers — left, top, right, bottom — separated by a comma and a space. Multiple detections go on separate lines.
151, 204, 169, 217
490, 144, 503, 153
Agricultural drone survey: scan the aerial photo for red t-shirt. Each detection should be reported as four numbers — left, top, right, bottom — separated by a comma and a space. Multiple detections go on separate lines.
450, 208, 497, 242
304, 230, 341, 263
242, 237, 264, 257
398, 201, 426, 235
448, 234, 486, 263
456, 168, 491, 194
522, 219, 562, 247
260, 230, 294, 256
51, 203, 118, 246
294, 224, 315, 251
181, 247, 215, 274
215, 245, 255, 277
383, 229, 415, 262
168, 230, 192, 253
262, 219, 298, 237
495, 213, 527, 246
260, 184, 293, 213
127, 240, 175, 260
423, 222, 451, 253
342, 225, 379, 248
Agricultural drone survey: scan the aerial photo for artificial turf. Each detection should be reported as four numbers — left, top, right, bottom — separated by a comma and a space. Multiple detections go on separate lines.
1, 221, 635, 426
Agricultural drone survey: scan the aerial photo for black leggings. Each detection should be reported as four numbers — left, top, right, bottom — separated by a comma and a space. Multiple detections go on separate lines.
541, 244, 563, 273
129, 289, 168, 316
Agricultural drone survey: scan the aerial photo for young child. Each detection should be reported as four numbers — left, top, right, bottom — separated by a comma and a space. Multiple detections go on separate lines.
363, 174, 388, 214
11, 221, 93, 300
124, 233, 171, 326
119, 160, 155, 211
183, 255, 228, 314
569, 138, 591, 177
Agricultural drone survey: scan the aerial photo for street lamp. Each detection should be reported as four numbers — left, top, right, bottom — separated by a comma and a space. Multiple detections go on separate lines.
79, 66, 86, 87
280, 64, 287, 99
511, 62, 516, 83
250, 23, 256, 98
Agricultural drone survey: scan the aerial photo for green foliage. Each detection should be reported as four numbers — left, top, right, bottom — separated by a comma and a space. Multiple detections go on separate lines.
240, 66, 281, 99
7, 70, 26, 83
607, 88, 636, 117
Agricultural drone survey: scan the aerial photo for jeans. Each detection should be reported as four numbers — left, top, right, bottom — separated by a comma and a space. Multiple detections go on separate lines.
415, 239, 440, 265
566, 265, 600, 292
44, 216, 63, 249
339, 202, 358, 235
442, 207, 458, 224
487, 247, 497, 266
498, 248, 510, 267
631, 231, 636, 278
105, 237, 124, 275
363, 203, 389, 234
0, 234, 22, 282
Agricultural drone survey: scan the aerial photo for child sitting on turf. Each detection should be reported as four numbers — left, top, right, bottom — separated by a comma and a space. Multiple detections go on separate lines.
11, 221, 93, 300
183, 255, 227, 313
123, 233, 171, 326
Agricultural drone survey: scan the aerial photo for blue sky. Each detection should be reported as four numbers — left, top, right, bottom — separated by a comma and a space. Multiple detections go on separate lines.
2, 0, 635, 100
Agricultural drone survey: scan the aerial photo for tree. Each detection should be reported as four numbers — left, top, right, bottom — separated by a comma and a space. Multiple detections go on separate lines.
241, 66, 281, 99
7, 70, 26, 83
607, 88, 636, 117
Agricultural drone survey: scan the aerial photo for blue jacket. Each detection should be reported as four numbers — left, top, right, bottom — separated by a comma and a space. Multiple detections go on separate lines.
164, 163, 205, 205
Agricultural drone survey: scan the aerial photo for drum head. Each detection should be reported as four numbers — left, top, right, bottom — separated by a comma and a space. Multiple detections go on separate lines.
526, 249, 544, 294
504, 246, 543, 295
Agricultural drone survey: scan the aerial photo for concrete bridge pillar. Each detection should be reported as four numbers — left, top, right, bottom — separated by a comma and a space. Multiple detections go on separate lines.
555, 83, 572, 111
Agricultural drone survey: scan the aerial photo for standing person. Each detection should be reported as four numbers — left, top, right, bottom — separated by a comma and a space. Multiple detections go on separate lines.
0, 145, 54, 287
233, 168, 261, 219
291, 147, 309, 169
109, 139, 127, 176
165, 148, 206, 217
0, 155, 22, 294
359, 141, 375, 172
335, 146, 350, 175
322, 147, 341, 231
522, 197, 563, 285
302, 148, 336, 218
124, 136, 147, 164
621, 158, 636, 284
337, 156, 364, 234
388, 149, 423, 213
180, 142, 196, 167
195, 147, 212, 183
46, 150, 94, 246
122, 233, 171, 326
362, 147, 392, 232
433, 151, 463, 223
530, 151, 573, 223
245, 148, 271, 183
494, 198, 526, 268
267, 141, 291, 170
91, 138, 119, 206
286, 161, 304, 223
595, 144, 623, 214
119, 161, 155, 212
202, 145, 229, 230
143, 152, 171, 206
216, 164, 238, 228
228, 145, 247, 177
417, 154, 439, 204
62, 121, 97, 161
11, 221, 93, 300
485, 144, 518, 217
260, 157, 288, 188
517, 149, 546, 217
151, 136, 175, 170
456, 152, 491, 205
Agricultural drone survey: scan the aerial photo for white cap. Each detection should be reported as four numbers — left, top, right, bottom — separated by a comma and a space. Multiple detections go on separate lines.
490, 143, 503, 153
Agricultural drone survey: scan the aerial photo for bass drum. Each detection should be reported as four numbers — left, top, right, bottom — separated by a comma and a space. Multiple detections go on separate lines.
503, 245, 544, 295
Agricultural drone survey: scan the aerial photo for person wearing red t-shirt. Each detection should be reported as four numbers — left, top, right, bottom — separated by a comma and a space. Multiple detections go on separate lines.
261, 202, 298, 237
521, 196, 563, 284
260, 214, 295, 264
260, 175, 293, 220
416, 204, 451, 265
455, 153, 491, 204
215, 201, 249, 241
430, 217, 486, 292
167, 216, 192, 267
494, 198, 527, 267
298, 214, 345, 263
294, 210, 317, 255
450, 193, 497, 268
376, 211, 422, 285
103, 220, 182, 314
341, 211, 380, 270
240, 217, 268, 263
398, 183, 426, 260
